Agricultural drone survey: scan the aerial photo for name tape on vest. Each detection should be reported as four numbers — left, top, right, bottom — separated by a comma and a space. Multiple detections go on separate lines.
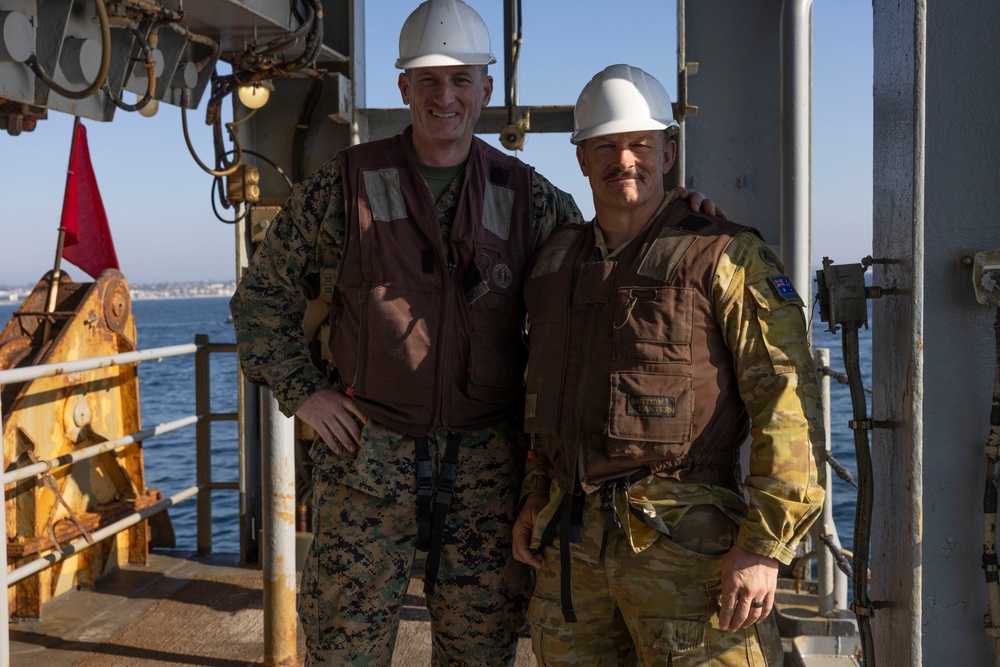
626, 394, 677, 418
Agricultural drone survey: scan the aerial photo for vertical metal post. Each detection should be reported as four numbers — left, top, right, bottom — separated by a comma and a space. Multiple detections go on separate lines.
779, 0, 813, 314
233, 206, 262, 566
195, 334, 212, 555
814, 348, 847, 614
0, 392, 10, 667
673, 0, 687, 190
262, 389, 296, 666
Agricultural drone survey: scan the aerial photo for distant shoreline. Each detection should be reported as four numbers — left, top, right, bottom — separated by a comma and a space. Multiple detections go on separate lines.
0, 282, 236, 305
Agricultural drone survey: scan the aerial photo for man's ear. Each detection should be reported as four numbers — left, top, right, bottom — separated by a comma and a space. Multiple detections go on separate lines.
576, 144, 588, 177
481, 74, 494, 107
398, 72, 410, 105
662, 136, 677, 173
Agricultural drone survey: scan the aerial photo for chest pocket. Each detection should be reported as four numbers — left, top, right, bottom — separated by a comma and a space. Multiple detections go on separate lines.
613, 287, 694, 363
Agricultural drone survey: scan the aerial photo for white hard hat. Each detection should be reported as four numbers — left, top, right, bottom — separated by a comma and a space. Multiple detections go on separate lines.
571, 64, 680, 144
396, 0, 496, 70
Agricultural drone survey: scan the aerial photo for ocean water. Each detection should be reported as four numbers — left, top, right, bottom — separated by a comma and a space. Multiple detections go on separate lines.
0, 296, 870, 554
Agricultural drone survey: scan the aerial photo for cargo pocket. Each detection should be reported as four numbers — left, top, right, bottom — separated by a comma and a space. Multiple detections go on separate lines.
607, 371, 693, 460
467, 325, 526, 404
746, 278, 811, 375
637, 616, 706, 662
363, 286, 436, 406
612, 286, 694, 363
527, 595, 570, 666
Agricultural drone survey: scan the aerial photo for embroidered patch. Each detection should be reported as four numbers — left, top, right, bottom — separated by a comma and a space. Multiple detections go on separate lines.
758, 245, 779, 269
769, 275, 800, 302
492, 263, 513, 289
626, 395, 677, 418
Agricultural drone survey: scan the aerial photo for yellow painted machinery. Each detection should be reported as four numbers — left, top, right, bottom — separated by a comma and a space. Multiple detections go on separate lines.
0, 270, 167, 619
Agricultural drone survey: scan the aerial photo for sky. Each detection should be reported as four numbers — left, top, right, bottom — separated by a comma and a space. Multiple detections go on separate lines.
0, 0, 873, 286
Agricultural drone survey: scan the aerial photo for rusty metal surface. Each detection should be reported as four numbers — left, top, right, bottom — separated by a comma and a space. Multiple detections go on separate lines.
1, 270, 154, 619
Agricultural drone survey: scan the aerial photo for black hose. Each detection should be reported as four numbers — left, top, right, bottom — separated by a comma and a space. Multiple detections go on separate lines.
843, 323, 876, 666
292, 77, 325, 183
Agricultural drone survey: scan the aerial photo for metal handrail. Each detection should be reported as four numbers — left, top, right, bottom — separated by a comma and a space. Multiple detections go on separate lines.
7, 484, 202, 585
0, 343, 199, 385
3, 416, 199, 485
0, 335, 240, 667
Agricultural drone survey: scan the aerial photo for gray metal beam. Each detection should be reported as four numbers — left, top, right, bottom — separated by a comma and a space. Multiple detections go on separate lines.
360, 105, 573, 143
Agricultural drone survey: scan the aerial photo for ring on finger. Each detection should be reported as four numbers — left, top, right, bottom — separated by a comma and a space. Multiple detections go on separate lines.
750, 601, 765, 609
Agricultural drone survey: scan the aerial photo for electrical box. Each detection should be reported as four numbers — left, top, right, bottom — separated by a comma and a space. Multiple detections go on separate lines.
973, 249, 1000, 306
815, 257, 869, 333
226, 165, 261, 206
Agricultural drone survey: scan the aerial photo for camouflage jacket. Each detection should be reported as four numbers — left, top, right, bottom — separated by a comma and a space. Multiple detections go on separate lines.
523, 227, 825, 564
230, 148, 583, 418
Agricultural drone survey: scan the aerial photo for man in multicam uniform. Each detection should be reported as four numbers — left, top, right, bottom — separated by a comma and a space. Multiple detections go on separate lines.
231, 3, 719, 666
512, 64, 825, 666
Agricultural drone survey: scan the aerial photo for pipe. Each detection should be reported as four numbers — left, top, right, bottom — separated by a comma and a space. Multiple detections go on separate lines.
844, 324, 876, 666
0, 394, 10, 667
26, 0, 112, 100
3, 415, 198, 485
0, 343, 198, 385
196, 334, 213, 555
7, 485, 201, 585
779, 0, 813, 314
261, 389, 296, 666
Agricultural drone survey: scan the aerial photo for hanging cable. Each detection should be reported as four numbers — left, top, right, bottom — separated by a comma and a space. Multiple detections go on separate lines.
180, 87, 243, 177
26, 0, 112, 100
816, 256, 879, 667
103, 24, 156, 113
843, 318, 876, 666
292, 76, 325, 183
211, 148, 294, 225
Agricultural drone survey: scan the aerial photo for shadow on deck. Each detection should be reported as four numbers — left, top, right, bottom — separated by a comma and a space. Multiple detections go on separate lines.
9, 550, 537, 666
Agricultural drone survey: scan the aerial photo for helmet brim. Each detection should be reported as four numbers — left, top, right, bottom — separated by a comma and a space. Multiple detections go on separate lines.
571, 118, 680, 145
396, 53, 497, 70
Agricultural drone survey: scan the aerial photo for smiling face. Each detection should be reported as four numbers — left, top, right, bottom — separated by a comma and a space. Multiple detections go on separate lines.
576, 130, 676, 215
399, 65, 493, 166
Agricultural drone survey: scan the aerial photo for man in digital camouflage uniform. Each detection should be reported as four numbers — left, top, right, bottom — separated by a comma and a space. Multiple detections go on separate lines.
230, 3, 721, 666
511, 64, 825, 666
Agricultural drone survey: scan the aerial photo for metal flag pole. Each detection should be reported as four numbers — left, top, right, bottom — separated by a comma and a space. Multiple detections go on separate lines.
43, 116, 82, 340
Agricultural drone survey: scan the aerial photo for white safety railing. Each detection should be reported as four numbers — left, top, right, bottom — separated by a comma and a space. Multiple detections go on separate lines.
0, 335, 260, 667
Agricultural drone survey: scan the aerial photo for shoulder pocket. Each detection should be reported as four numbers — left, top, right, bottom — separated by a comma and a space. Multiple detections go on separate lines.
745, 278, 811, 375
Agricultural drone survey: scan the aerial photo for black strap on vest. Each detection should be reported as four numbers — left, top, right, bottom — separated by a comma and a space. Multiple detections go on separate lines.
535, 482, 587, 623
599, 483, 621, 531
558, 492, 578, 623
422, 432, 462, 595
415, 436, 433, 551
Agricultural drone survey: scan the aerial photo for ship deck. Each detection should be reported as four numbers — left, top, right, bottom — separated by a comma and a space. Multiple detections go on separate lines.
9, 549, 537, 666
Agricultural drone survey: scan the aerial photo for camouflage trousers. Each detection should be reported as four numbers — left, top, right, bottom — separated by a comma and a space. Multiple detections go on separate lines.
299, 420, 532, 666
527, 490, 783, 666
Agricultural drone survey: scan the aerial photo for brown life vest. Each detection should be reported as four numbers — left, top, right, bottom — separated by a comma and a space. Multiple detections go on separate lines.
330, 127, 534, 435
523, 199, 758, 494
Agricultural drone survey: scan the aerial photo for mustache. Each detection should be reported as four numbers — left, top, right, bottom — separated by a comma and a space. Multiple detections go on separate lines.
602, 168, 646, 182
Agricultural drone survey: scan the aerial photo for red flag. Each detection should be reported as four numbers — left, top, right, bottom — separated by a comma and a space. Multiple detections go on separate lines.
60, 122, 119, 279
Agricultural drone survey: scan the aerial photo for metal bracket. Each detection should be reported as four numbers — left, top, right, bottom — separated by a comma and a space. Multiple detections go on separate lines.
815, 257, 869, 333
972, 249, 1000, 306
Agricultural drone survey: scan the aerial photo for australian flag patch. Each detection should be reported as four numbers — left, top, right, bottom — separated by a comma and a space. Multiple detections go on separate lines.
769, 275, 800, 302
